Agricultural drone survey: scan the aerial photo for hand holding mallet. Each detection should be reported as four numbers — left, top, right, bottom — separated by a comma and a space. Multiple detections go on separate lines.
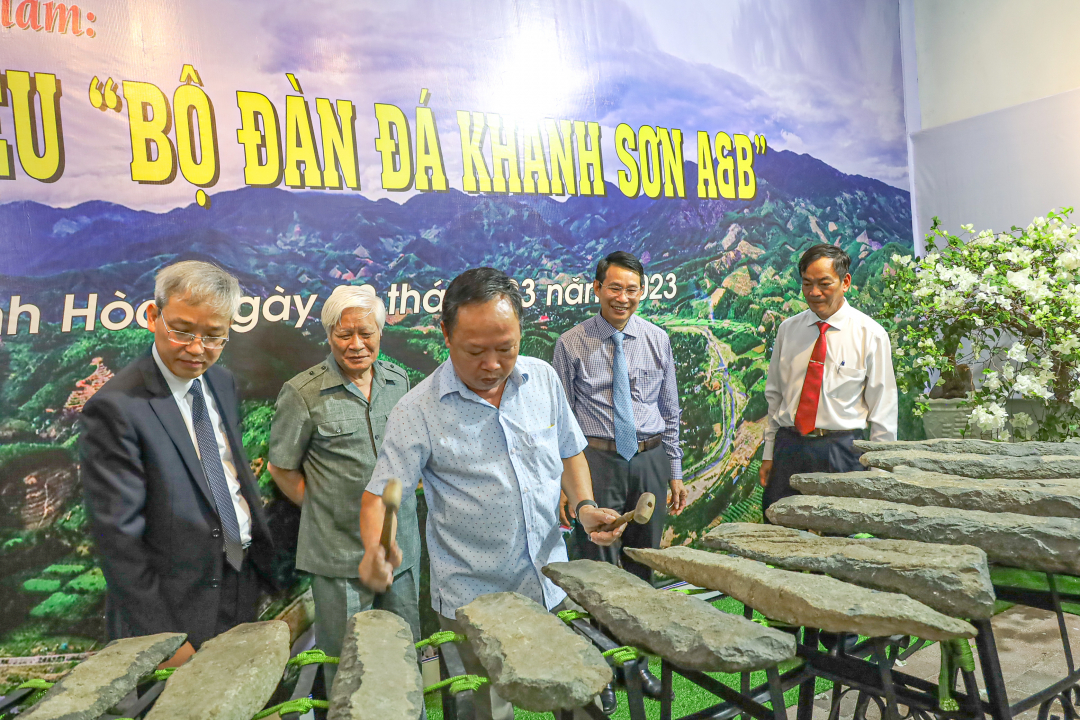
598, 492, 656, 532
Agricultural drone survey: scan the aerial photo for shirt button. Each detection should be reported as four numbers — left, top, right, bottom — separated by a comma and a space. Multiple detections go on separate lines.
211, 528, 221, 538
209, 580, 220, 588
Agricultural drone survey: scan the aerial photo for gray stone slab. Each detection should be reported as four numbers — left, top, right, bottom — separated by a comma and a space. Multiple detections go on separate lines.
767, 495, 1080, 575
860, 450, 1080, 479
704, 523, 995, 619
854, 439, 1080, 457
542, 560, 795, 672
625, 546, 976, 639
791, 468, 1080, 518
455, 592, 610, 712
145, 621, 290, 720
329, 610, 423, 720
22, 633, 186, 720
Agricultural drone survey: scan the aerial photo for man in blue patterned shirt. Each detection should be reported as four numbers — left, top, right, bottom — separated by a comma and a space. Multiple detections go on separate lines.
553, 251, 687, 585
360, 267, 623, 720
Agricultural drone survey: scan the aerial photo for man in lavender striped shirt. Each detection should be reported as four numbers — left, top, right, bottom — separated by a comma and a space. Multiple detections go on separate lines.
553, 251, 688, 585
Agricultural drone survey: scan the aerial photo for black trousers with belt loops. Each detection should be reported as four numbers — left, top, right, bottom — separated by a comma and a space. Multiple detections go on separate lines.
762, 427, 864, 516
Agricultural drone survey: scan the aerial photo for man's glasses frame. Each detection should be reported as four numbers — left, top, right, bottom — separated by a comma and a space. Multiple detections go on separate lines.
159, 315, 230, 349
599, 282, 644, 299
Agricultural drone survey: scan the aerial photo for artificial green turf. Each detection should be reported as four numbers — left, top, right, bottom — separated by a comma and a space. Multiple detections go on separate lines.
989, 567, 1080, 615
423, 595, 834, 720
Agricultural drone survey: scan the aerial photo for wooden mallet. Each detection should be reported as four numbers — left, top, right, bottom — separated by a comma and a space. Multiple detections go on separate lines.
379, 478, 402, 555
599, 492, 656, 532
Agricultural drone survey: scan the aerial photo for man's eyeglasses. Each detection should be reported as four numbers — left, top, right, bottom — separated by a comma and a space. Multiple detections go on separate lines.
600, 283, 643, 299
160, 315, 229, 349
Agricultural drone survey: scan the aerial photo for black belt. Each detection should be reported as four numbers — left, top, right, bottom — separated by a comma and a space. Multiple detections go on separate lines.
586, 434, 663, 455
781, 427, 860, 438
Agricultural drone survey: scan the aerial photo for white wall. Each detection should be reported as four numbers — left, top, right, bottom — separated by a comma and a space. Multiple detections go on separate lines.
904, 0, 1080, 249
914, 0, 1080, 130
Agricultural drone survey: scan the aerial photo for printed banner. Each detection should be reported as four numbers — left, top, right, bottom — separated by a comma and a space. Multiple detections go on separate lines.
0, 0, 912, 665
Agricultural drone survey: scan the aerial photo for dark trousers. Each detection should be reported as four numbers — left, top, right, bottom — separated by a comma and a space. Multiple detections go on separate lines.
569, 443, 670, 582
106, 557, 260, 649
213, 559, 260, 642
762, 427, 863, 516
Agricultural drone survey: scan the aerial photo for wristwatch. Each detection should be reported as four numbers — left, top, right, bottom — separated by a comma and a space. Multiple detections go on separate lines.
575, 499, 599, 517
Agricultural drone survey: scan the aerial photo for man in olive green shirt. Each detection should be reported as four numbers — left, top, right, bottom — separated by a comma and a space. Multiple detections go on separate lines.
268, 285, 418, 684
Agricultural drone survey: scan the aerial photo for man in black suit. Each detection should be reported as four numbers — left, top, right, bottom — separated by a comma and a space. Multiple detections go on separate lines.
81, 260, 273, 667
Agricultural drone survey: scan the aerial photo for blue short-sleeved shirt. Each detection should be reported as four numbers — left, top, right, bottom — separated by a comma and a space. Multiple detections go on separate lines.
367, 356, 588, 619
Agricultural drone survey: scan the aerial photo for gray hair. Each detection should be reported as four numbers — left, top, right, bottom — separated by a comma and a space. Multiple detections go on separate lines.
154, 260, 242, 319
321, 285, 386, 336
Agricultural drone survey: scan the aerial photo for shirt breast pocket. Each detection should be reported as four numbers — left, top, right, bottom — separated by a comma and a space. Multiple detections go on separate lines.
829, 364, 867, 392
523, 424, 563, 482
631, 369, 662, 404
316, 416, 365, 442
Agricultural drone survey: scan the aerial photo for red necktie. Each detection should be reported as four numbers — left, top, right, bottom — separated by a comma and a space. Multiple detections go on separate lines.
794, 321, 829, 435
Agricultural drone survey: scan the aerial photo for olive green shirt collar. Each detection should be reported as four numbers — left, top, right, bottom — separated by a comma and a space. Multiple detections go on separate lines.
321, 354, 387, 398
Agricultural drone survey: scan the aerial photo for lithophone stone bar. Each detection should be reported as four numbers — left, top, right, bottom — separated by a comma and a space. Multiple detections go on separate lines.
145, 621, 290, 720
329, 610, 424, 720
854, 438, 1080, 457
859, 450, 1080, 480
625, 546, 975, 639
767, 495, 1080, 576
543, 560, 796, 672
704, 522, 994, 619
455, 592, 611, 712
790, 469, 1080, 518
23, 633, 187, 720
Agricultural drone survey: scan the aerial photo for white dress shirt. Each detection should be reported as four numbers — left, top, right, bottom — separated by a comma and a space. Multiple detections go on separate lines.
152, 345, 253, 545
762, 300, 897, 461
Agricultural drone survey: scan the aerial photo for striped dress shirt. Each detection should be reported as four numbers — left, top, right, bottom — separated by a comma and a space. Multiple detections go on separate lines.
553, 314, 683, 479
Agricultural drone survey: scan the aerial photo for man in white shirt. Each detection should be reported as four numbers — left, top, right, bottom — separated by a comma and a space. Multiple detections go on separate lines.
759, 244, 898, 511
81, 261, 274, 668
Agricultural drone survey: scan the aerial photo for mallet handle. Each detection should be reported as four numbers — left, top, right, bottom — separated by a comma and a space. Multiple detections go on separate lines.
380, 507, 396, 553
599, 510, 635, 533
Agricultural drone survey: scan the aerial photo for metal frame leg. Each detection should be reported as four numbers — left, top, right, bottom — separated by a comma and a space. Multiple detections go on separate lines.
796, 628, 819, 720
765, 666, 790, 720
438, 641, 477, 720
974, 618, 1012, 720
662, 659, 674, 720
871, 638, 899, 720
622, 657, 649, 720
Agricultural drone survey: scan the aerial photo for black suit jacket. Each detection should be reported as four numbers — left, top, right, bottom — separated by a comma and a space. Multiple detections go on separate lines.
80, 350, 274, 648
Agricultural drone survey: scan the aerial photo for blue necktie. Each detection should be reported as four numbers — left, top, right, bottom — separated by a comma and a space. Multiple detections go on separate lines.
188, 379, 244, 571
611, 332, 637, 461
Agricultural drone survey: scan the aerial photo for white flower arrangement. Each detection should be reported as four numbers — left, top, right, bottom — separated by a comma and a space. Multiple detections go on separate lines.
884, 209, 1080, 441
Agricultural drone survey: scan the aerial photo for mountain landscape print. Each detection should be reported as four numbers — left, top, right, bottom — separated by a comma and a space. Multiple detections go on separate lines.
0, 0, 913, 684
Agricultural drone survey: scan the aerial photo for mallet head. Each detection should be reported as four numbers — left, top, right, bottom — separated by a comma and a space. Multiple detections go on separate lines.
382, 478, 402, 513
633, 493, 656, 524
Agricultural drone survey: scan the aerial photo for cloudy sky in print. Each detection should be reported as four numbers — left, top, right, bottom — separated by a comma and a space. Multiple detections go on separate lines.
0, 0, 907, 210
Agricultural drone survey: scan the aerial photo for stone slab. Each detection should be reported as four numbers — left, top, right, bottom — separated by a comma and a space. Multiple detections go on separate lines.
329, 610, 423, 720
23, 633, 187, 720
859, 450, 1080, 479
791, 468, 1080, 518
767, 495, 1080, 575
145, 621, 290, 720
625, 547, 975, 639
542, 560, 795, 672
704, 522, 994, 619
854, 439, 1080, 457
456, 592, 610, 712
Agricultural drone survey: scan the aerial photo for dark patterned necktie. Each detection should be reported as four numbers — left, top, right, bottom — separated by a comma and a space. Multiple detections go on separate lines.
188, 378, 244, 571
